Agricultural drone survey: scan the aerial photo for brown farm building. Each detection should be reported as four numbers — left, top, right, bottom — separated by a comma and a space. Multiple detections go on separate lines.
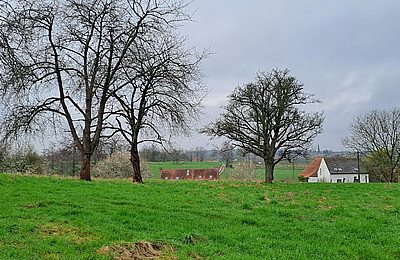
160, 168, 222, 180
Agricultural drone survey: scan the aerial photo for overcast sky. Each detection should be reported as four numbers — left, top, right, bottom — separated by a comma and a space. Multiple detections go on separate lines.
177, 0, 400, 151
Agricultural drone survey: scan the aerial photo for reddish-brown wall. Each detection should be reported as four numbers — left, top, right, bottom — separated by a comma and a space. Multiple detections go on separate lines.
160, 168, 219, 180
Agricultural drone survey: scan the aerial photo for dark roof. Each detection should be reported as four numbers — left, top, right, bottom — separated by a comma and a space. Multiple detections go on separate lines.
300, 157, 321, 178
324, 157, 366, 174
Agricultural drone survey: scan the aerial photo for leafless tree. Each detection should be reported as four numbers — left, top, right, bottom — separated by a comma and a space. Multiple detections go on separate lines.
193, 146, 206, 162
106, 28, 206, 183
343, 108, 400, 182
203, 69, 324, 183
43, 140, 78, 176
0, 0, 194, 181
218, 141, 234, 167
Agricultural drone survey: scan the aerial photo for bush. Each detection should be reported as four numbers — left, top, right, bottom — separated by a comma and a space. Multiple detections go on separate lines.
92, 152, 151, 179
298, 175, 308, 182
365, 150, 398, 182
228, 162, 257, 181
0, 146, 44, 174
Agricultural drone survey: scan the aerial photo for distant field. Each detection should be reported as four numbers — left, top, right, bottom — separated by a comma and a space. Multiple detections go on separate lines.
1, 174, 399, 259
149, 161, 222, 178
149, 161, 305, 181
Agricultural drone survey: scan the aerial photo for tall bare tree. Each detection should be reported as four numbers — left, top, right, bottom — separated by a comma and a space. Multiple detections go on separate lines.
203, 69, 324, 183
0, 0, 192, 180
343, 108, 400, 182
107, 31, 206, 183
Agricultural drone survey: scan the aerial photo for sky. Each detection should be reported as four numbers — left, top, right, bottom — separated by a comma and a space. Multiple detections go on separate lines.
177, 0, 400, 151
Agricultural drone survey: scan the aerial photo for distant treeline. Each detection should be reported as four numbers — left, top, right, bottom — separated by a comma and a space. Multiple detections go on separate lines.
0, 141, 258, 176
3, 141, 386, 181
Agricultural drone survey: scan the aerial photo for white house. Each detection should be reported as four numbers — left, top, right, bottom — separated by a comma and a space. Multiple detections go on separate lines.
300, 157, 369, 183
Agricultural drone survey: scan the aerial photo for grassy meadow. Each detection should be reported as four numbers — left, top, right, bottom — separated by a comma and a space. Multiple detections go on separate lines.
149, 161, 304, 181
1, 174, 399, 259
149, 161, 223, 179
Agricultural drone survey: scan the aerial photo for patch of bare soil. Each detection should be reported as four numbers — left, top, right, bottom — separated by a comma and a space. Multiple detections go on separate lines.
97, 241, 176, 260
40, 223, 81, 236
38, 223, 94, 243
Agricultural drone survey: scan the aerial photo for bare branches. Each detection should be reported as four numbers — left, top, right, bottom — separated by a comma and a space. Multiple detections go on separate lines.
107, 25, 207, 146
0, 0, 200, 181
343, 108, 400, 182
203, 69, 324, 182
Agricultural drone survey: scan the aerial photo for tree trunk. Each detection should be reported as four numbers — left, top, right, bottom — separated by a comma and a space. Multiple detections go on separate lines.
391, 165, 397, 183
264, 160, 274, 183
80, 153, 91, 181
130, 147, 143, 183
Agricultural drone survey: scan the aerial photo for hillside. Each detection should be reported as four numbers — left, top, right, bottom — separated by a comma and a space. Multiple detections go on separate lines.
0, 174, 399, 259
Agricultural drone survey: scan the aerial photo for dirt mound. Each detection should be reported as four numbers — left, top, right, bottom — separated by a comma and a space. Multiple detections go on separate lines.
98, 241, 175, 259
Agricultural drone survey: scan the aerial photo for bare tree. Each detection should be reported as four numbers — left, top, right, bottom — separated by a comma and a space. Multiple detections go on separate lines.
343, 108, 400, 182
219, 141, 234, 167
43, 140, 78, 176
203, 69, 324, 183
107, 29, 206, 182
194, 146, 207, 162
0, 0, 192, 180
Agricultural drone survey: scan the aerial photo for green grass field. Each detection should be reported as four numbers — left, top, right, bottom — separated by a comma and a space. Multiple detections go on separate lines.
1, 174, 399, 259
149, 161, 223, 178
149, 161, 304, 181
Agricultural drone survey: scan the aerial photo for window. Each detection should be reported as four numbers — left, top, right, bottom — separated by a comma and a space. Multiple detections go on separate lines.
209, 175, 213, 179
176, 177, 180, 180
186, 170, 190, 176
337, 179, 342, 183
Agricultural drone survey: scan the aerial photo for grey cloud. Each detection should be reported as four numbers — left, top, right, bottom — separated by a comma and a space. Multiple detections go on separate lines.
178, 0, 400, 150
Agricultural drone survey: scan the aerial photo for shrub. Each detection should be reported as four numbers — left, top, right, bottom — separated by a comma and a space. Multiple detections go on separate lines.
92, 153, 151, 179
298, 175, 308, 182
228, 162, 257, 181
0, 146, 44, 174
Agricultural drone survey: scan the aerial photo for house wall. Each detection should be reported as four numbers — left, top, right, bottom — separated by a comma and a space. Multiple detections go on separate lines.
306, 157, 370, 183
308, 177, 318, 182
330, 174, 369, 183
317, 158, 331, 182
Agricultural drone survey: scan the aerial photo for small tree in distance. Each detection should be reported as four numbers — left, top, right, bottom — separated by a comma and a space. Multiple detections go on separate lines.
219, 141, 234, 167
203, 69, 324, 183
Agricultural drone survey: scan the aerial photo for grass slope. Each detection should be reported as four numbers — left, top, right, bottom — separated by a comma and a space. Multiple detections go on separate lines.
1, 174, 399, 259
